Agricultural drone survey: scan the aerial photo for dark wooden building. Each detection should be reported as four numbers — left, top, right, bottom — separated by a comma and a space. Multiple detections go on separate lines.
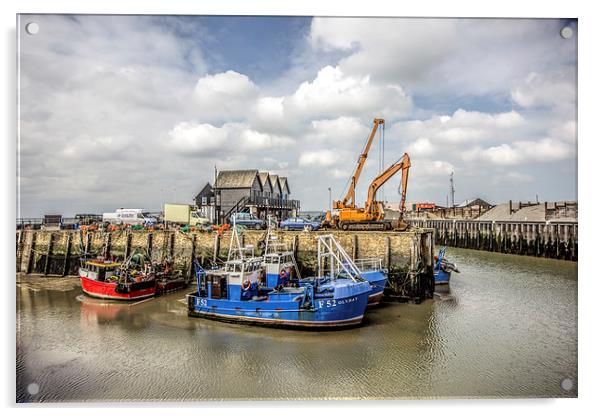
195, 169, 300, 224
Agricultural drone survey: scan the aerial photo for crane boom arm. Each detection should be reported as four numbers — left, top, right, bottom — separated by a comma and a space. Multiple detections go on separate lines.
340, 118, 384, 207
365, 153, 411, 212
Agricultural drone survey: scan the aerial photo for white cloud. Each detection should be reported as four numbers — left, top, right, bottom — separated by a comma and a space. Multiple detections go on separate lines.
307, 116, 365, 142
299, 150, 340, 167
511, 71, 576, 112
465, 138, 572, 166
392, 109, 526, 148
285, 65, 412, 120
407, 137, 435, 156
253, 96, 285, 124
166, 122, 295, 155
493, 172, 535, 184
309, 18, 459, 84
309, 18, 576, 97
167, 122, 229, 155
194, 70, 260, 120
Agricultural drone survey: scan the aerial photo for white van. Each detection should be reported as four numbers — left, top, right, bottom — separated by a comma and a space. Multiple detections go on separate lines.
102, 209, 157, 227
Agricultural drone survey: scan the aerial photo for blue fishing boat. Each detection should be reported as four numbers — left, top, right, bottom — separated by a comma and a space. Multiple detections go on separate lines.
334, 258, 387, 305
349, 258, 388, 305
187, 230, 372, 329
434, 246, 459, 285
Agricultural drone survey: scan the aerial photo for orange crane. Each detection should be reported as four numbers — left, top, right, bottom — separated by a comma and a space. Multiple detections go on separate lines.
324, 118, 384, 228
333, 118, 385, 209
336, 153, 411, 231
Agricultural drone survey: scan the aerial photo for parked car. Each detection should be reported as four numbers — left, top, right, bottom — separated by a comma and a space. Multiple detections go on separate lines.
279, 217, 321, 231
230, 212, 265, 230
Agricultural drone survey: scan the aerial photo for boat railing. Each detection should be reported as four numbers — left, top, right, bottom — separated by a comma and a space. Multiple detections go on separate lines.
353, 258, 383, 272
316, 234, 365, 283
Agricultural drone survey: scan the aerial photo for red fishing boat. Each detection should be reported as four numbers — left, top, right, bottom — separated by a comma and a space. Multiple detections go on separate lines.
79, 257, 156, 301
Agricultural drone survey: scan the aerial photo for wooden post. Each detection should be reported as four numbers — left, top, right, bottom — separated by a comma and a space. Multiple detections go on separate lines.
213, 233, 220, 262
190, 233, 197, 280
169, 232, 175, 259
352, 234, 358, 260
26, 231, 37, 274
146, 233, 153, 259
293, 234, 299, 260
16, 231, 24, 272
86, 232, 92, 254
125, 232, 132, 259
62, 233, 73, 276
105, 233, 112, 259
44, 233, 54, 275
385, 236, 391, 269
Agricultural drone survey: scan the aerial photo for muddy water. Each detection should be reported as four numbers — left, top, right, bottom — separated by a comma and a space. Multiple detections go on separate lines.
16, 248, 577, 402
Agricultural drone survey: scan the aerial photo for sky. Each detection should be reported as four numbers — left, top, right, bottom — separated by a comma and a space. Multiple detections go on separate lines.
17, 15, 577, 217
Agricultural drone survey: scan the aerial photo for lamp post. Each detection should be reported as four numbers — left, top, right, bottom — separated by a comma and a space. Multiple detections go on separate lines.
328, 187, 332, 212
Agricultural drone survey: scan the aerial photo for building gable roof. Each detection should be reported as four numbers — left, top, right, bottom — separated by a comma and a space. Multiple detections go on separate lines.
196, 182, 213, 199
216, 170, 260, 189
278, 177, 290, 194
269, 174, 281, 194
457, 197, 492, 208
258, 172, 272, 193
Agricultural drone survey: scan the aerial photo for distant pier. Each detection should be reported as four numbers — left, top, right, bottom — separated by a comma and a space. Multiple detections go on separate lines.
408, 219, 577, 261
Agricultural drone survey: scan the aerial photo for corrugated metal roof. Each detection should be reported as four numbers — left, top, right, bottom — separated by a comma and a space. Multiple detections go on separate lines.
216, 170, 259, 189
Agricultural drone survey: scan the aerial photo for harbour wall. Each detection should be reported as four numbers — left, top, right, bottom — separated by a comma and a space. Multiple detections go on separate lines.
16, 228, 435, 300
408, 219, 577, 261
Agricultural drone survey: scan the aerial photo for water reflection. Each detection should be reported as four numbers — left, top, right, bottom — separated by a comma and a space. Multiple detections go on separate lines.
16, 248, 577, 401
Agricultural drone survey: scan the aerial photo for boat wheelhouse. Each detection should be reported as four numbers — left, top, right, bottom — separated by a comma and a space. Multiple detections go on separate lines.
262, 222, 301, 289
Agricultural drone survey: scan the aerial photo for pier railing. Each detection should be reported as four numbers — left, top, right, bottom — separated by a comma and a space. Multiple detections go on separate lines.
408, 218, 577, 261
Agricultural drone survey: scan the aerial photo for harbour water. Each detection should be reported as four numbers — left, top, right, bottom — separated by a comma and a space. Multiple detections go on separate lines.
16, 248, 577, 402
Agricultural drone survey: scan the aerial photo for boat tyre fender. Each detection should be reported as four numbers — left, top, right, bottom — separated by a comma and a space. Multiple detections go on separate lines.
241, 279, 251, 291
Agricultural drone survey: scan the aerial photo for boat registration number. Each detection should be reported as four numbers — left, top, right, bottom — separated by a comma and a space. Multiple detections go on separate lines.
318, 296, 357, 309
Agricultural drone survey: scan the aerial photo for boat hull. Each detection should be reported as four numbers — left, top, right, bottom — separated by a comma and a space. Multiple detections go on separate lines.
434, 269, 451, 285
80, 275, 156, 300
187, 290, 370, 330
361, 270, 388, 305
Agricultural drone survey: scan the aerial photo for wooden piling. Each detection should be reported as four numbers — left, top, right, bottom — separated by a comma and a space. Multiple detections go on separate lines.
190, 233, 197, 280
146, 233, 153, 258
352, 234, 358, 260
293, 234, 299, 259
44, 233, 54, 275
213, 233, 220, 262
62, 233, 72, 276
125, 232, 132, 259
26, 231, 37, 274
385, 236, 391, 269
85, 232, 92, 254
169, 232, 175, 259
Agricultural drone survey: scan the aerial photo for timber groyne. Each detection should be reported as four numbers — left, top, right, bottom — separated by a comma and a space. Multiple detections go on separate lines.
408, 219, 577, 261
16, 228, 436, 300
